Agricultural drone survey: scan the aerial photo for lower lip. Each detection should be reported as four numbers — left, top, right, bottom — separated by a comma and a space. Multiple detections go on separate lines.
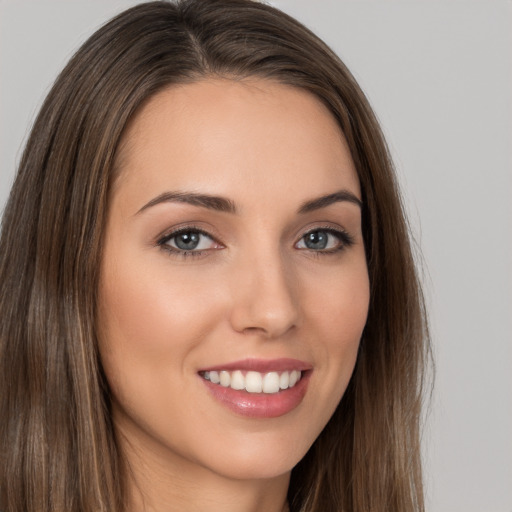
200, 372, 311, 418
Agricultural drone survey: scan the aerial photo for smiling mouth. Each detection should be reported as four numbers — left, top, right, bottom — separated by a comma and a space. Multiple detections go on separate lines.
199, 359, 312, 418
200, 370, 302, 394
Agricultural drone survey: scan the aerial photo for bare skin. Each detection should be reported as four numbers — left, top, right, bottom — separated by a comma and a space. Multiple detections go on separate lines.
98, 79, 369, 511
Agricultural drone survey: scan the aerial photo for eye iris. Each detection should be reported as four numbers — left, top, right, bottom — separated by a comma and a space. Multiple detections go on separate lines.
175, 231, 200, 250
305, 231, 328, 250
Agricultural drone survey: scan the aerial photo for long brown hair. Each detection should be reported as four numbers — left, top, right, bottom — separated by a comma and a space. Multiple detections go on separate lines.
0, 1, 431, 510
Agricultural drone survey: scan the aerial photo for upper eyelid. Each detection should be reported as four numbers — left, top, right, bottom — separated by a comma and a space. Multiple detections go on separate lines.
297, 227, 353, 245
297, 224, 352, 240
301, 226, 345, 235
157, 225, 218, 245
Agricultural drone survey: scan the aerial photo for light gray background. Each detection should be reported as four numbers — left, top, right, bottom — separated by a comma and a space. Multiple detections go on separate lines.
1, 1, 511, 511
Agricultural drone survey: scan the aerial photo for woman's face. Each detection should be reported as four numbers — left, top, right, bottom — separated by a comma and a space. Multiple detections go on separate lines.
98, 79, 369, 483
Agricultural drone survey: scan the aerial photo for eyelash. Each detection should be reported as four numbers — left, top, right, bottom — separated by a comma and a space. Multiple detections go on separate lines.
157, 225, 217, 259
300, 226, 355, 256
156, 225, 354, 259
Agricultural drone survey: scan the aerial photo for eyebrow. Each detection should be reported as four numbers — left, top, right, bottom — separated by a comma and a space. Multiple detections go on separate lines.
136, 191, 237, 215
298, 190, 362, 213
136, 188, 362, 216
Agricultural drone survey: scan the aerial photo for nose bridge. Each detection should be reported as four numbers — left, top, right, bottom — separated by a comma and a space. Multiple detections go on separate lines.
228, 241, 299, 338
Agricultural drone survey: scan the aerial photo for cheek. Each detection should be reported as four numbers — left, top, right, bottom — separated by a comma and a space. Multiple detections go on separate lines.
98, 258, 217, 359
96, 251, 226, 425
304, 253, 369, 343
301, 258, 369, 406
96, 255, 227, 443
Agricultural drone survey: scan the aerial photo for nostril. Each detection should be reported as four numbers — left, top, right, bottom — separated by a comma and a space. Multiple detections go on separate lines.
242, 326, 266, 334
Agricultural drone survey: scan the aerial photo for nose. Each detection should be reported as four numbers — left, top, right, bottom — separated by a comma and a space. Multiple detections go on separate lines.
228, 249, 300, 339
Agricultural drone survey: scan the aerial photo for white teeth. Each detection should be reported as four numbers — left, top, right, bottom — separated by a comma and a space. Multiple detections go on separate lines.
289, 370, 300, 387
219, 371, 231, 387
262, 372, 280, 394
230, 370, 245, 390
245, 371, 263, 393
279, 371, 289, 389
202, 369, 303, 394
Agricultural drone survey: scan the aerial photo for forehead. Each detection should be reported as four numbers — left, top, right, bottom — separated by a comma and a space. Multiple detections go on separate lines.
113, 78, 360, 208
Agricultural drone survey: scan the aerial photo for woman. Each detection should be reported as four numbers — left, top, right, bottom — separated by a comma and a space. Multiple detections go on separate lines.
0, 1, 430, 511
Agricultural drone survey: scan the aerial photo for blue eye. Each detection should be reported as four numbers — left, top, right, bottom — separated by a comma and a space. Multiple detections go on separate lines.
158, 229, 219, 255
172, 231, 202, 250
296, 228, 352, 252
303, 231, 330, 250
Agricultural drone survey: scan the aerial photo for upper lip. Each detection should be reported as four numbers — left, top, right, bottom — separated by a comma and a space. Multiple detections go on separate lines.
198, 358, 313, 373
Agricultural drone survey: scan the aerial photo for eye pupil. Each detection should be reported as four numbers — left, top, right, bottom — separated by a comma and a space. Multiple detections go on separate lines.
175, 231, 200, 250
305, 231, 328, 250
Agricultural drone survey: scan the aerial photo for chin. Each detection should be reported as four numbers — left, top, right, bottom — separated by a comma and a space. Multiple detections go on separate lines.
190, 428, 315, 482
203, 455, 296, 482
